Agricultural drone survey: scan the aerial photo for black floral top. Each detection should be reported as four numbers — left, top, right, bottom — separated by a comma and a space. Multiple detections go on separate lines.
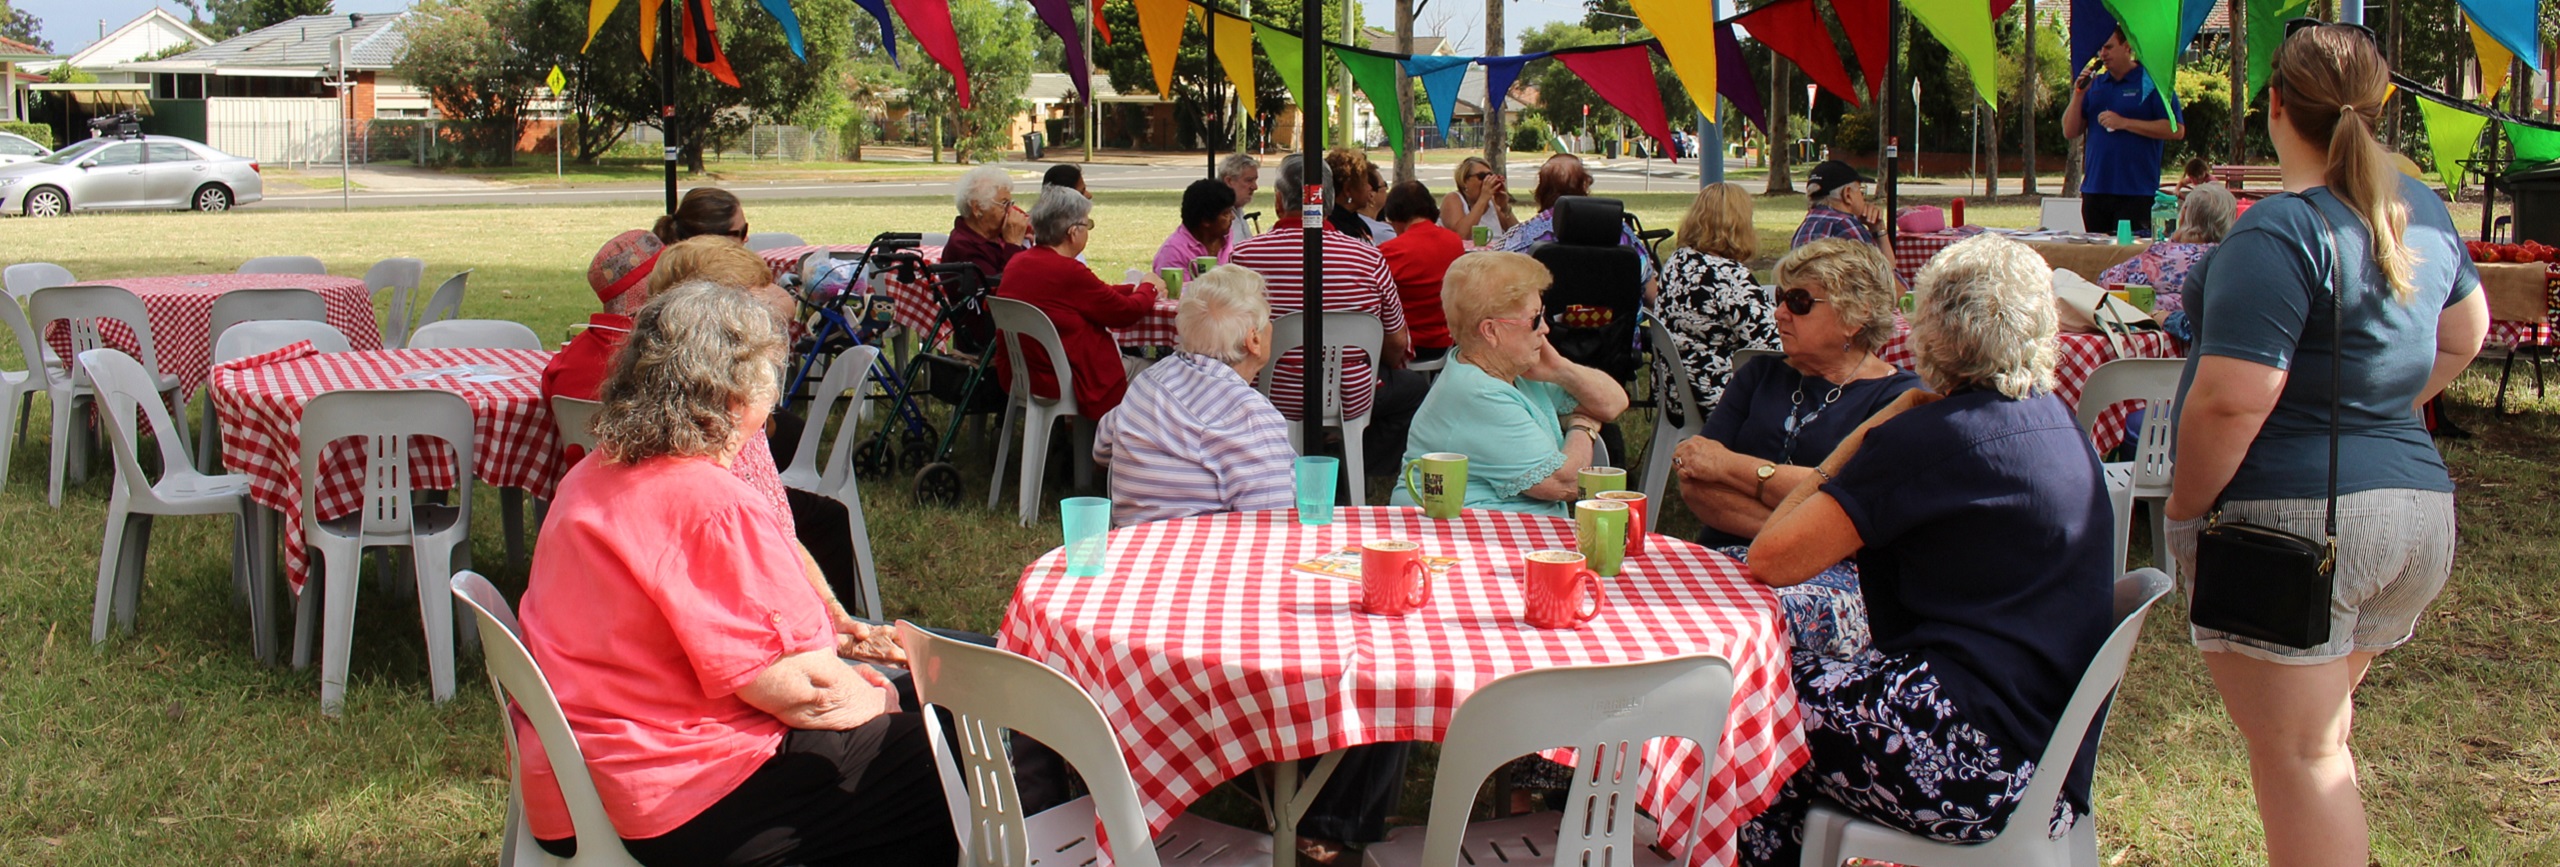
1652, 249, 1778, 425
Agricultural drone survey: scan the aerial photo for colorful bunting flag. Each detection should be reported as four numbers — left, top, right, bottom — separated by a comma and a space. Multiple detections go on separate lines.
1212, 12, 1257, 117
2243, 0, 2308, 102
889, 0, 972, 106
1908, 0, 2001, 107
1631, 0, 1721, 120
1830, 0, 1890, 99
1094, 0, 1113, 44
853, 0, 900, 65
2472, 13, 2515, 98
1333, 48, 1407, 155
681, 0, 742, 86
1133, 0, 1191, 97
1556, 46, 1676, 159
2069, 0, 2110, 71
1734, 0, 1862, 106
1253, 23, 1312, 112
754, 0, 806, 58
638, 0, 665, 61
2508, 121, 2560, 165
2176, 0, 2218, 56
1032, 0, 1090, 101
582, 0, 619, 53
2414, 95, 2490, 185
1477, 53, 1543, 123
1402, 55, 1473, 141
1716, 20, 1767, 134
2458, 0, 2541, 72
2099, 0, 2177, 120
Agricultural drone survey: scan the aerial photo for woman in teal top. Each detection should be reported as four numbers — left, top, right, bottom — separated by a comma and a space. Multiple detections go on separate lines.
1393, 251, 1629, 516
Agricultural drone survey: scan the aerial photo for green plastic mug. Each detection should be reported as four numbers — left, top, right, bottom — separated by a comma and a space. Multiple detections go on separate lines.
1401, 452, 1468, 519
1192, 256, 1220, 277
1158, 267, 1184, 298
1577, 466, 1628, 499
1471, 225, 1492, 247
1574, 498, 1630, 577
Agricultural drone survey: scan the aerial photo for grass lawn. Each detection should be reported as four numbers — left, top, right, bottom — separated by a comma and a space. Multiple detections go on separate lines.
2, 196, 2555, 865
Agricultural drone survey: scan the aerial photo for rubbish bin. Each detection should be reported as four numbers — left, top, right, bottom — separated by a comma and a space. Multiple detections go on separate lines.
1023, 132, 1045, 161
2506, 162, 2560, 244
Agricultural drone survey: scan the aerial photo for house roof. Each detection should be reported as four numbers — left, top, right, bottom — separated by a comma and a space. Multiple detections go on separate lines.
1361, 27, 1449, 57
67, 9, 214, 70
0, 34, 51, 62
124, 12, 410, 75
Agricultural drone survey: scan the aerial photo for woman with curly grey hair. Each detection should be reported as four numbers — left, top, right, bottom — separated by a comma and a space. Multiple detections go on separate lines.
1733, 234, 2116, 866
517, 283, 957, 867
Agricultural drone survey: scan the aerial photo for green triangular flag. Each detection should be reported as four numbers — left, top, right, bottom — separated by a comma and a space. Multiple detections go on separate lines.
2100, 0, 2180, 125
2245, 0, 2309, 104
2414, 96, 2489, 186
2505, 121, 2560, 167
1255, 24, 1313, 116
1904, 0, 1999, 108
1331, 47, 1408, 156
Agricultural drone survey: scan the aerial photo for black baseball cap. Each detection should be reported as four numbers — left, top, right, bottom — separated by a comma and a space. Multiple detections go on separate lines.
1805, 160, 1873, 200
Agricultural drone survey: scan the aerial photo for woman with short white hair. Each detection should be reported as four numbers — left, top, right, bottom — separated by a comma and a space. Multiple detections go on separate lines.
1735, 234, 2116, 866
1095, 265, 1295, 527
992, 186, 1162, 420
2099, 181, 2239, 341
944, 164, 1030, 284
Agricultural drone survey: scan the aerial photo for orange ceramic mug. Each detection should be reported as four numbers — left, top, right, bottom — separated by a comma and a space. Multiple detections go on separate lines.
1595, 489, 1648, 557
1523, 549, 1606, 629
1359, 540, 1433, 616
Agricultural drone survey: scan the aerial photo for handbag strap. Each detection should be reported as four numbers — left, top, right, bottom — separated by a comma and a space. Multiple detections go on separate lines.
2297, 192, 2347, 549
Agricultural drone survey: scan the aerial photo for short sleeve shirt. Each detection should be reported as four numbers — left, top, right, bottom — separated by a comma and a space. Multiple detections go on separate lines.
1789, 205, 1875, 249
1696, 356, 1920, 546
2079, 65, 2176, 197
1819, 388, 2116, 811
513, 455, 838, 841
1392, 354, 1580, 517
2173, 179, 2479, 501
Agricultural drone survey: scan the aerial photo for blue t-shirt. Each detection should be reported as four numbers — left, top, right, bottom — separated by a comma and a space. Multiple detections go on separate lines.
1696, 355, 1920, 547
1821, 388, 2115, 815
2173, 179, 2479, 503
1394, 355, 1581, 517
2079, 65, 2175, 197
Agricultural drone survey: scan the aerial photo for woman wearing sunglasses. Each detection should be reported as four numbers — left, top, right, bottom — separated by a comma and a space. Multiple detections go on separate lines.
2165, 23, 2485, 866
1438, 155, 1518, 240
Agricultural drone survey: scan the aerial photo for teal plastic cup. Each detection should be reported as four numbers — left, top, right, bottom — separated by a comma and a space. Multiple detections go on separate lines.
1295, 456, 1340, 525
1061, 496, 1112, 576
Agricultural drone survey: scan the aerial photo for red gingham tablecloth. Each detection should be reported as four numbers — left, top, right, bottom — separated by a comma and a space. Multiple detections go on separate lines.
48, 274, 384, 400
761, 244, 1181, 349
210, 346, 568, 591
1891, 231, 1967, 286
1881, 320, 2181, 453
996, 507, 1807, 867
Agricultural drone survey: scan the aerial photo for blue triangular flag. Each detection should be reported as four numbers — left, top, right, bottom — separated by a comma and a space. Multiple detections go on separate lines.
2459, 0, 2543, 72
1477, 53, 1546, 138
755, 0, 806, 58
1402, 55, 1473, 141
853, 0, 900, 66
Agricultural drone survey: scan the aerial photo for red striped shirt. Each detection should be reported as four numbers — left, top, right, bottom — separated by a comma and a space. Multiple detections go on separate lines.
1225, 220, 1407, 422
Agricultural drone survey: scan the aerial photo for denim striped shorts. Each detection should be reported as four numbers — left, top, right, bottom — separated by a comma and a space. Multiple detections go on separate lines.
2167, 488, 2456, 664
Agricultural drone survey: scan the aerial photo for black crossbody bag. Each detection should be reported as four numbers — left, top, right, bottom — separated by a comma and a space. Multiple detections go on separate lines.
2187, 194, 2346, 650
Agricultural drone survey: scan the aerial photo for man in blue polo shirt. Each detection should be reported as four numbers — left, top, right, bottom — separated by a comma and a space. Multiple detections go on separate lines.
2062, 27, 2183, 237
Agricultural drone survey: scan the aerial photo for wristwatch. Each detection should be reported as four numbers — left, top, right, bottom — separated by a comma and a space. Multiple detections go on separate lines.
1753, 463, 1778, 499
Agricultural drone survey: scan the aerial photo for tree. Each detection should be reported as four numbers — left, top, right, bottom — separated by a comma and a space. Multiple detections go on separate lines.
573, 0, 855, 172
2, 6, 51, 52
903, 0, 1036, 163
398, 0, 544, 166
1090, 0, 1348, 152
175, 0, 333, 38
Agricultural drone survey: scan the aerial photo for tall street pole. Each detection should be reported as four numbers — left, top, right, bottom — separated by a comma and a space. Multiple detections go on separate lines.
1484, 0, 1505, 176
1208, 7, 1220, 176
1300, 0, 1327, 451
1085, 0, 1096, 162
2019, 0, 2037, 195
661, 0, 679, 214
1338, 0, 1355, 148
1882, 0, 1901, 248
1394, 0, 1414, 182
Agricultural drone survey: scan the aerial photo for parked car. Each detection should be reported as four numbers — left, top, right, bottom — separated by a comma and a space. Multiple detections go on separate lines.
0, 131, 50, 165
0, 134, 264, 217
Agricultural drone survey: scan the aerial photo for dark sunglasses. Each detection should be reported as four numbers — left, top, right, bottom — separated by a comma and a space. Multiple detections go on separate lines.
1469, 171, 1495, 182
2283, 17, 2377, 44
1777, 288, 1830, 316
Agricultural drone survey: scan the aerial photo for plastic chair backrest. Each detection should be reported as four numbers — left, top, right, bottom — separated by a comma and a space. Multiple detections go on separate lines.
2040, 199, 2086, 233
1417, 654, 1736, 867
2000, 568, 2171, 842
450, 572, 646, 867
1255, 311, 1386, 423
31, 284, 160, 374
238, 255, 327, 275
78, 348, 203, 504
4, 262, 73, 300
743, 232, 805, 252
412, 269, 473, 336
984, 297, 1078, 410
549, 396, 602, 457
1, 288, 46, 375
365, 257, 427, 345
411, 319, 544, 351
208, 287, 328, 352
897, 623, 1164, 867
2071, 358, 2181, 440
1644, 318, 1703, 429
216, 321, 353, 362
784, 346, 881, 495
1729, 346, 1782, 374
297, 389, 477, 539
921, 232, 951, 247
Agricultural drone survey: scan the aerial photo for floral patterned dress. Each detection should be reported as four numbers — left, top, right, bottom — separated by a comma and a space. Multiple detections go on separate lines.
1652, 249, 1778, 426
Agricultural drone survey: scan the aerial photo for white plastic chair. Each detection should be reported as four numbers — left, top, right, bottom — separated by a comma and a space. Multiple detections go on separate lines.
4, 261, 73, 300
1360, 654, 1737, 867
2039, 199, 2086, 233
365, 257, 427, 349
78, 349, 269, 658
2072, 359, 2182, 584
744, 232, 806, 251
921, 231, 951, 247
451, 571, 649, 867
237, 255, 328, 275
411, 319, 544, 351
549, 395, 601, 458
896, 623, 1273, 867
29, 284, 184, 507
1254, 311, 1387, 507
290, 388, 476, 716
1635, 319, 1709, 533
216, 320, 354, 361
0, 290, 63, 492
985, 297, 1089, 527
3, 263, 73, 442
778, 347, 885, 620
406, 269, 473, 346
1797, 568, 2173, 867
200, 287, 331, 471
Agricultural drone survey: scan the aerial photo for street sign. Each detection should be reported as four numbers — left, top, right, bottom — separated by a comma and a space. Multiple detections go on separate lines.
548, 65, 567, 95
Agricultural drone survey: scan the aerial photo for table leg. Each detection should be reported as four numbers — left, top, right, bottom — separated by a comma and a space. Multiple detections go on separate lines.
1263, 750, 1345, 867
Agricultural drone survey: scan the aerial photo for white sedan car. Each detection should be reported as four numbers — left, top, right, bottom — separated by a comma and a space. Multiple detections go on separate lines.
0, 134, 265, 216
0, 131, 50, 165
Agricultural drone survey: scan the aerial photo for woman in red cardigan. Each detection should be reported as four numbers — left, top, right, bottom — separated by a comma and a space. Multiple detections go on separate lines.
993, 186, 1165, 419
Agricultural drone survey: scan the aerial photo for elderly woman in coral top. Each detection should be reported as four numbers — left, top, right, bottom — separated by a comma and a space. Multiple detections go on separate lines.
993, 185, 1166, 419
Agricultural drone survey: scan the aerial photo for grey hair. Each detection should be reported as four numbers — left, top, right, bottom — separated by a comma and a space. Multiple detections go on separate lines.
1175, 265, 1273, 364
2179, 182, 2238, 243
1771, 238, 1898, 354
1028, 185, 1093, 247
1217, 152, 1261, 183
954, 165, 1015, 217
594, 281, 788, 463
1274, 153, 1332, 214
1909, 234, 2059, 399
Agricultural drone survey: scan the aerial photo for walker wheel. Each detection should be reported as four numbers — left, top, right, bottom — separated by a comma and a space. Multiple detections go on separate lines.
914, 462, 963, 507
853, 439, 892, 478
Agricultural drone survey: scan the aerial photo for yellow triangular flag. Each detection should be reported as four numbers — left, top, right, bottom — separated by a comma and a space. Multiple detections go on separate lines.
2472, 12, 2513, 98
582, 0, 621, 53
637, 0, 664, 62
1629, 0, 1715, 122
1133, 0, 1193, 99
1213, 13, 1257, 117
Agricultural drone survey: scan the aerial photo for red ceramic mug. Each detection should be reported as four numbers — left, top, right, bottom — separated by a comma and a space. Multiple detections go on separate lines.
1523, 549, 1606, 629
1359, 540, 1433, 616
1596, 490, 1648, 557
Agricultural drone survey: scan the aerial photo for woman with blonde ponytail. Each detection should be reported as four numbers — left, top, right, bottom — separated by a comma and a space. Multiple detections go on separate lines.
2163, 21, 2489, 866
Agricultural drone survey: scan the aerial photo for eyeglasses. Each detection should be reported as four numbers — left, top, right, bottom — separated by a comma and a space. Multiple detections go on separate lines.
1485, 311, 1559, 332
1073, 219, 1096, 231
1468, 171, 1495, 182
1776, 288, 1831, 316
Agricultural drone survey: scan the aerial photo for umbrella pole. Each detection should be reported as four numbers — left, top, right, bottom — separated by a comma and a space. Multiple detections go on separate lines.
662, 0, 679, 214
1300, 0, 1325, 451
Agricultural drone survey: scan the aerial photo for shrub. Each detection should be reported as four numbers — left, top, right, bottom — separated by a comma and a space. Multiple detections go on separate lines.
1509, 115, 1551, 153
0, 121, 53, 149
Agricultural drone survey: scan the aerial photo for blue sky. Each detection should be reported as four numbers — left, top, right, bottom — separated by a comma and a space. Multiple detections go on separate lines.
21, 0, 1586, 60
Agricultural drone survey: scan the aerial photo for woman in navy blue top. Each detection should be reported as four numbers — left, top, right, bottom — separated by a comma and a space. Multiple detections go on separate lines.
1734, 234, 2116, 865
2163, 25, 2487, 867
